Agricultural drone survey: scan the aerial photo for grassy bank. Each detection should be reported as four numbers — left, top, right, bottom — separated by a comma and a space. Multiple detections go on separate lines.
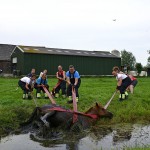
0, 77, 150, 135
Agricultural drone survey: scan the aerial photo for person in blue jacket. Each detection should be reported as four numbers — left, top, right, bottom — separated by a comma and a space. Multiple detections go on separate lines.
66, 65, 81, 103
34, 73, 49, 98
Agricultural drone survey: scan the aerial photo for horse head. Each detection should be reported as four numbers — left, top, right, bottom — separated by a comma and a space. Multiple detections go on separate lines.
85, 102, 113, 119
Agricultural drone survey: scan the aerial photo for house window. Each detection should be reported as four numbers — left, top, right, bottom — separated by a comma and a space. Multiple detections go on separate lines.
12, 57, 17, 63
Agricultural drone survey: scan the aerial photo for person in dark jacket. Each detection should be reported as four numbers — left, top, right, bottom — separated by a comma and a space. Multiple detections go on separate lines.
66, 65, 81, 103
27, 68, 36, 78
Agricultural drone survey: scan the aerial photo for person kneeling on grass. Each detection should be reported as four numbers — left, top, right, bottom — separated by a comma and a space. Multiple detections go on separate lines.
112, 66, 132, 101
18, 74, 36, 99
34, 73, 49, 99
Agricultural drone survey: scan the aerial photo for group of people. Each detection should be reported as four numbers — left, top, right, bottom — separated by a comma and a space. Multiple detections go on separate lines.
112, 66, 138, 101
18, 65, 137, 103
18, 65, 81, 103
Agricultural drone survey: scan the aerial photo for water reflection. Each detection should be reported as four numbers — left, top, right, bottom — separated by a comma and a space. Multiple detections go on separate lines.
0, 124, 150, 150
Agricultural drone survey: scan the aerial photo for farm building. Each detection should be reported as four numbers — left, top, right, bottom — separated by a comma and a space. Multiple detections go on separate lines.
11, 45, 121, 75
0, 44, 16, 73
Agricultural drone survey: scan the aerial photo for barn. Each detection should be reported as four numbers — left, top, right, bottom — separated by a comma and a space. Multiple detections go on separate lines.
0, 44, 16, 73
11, 45, 121, 76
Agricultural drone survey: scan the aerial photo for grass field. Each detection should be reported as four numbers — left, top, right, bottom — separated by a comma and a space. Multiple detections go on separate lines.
0, 77, 150, 135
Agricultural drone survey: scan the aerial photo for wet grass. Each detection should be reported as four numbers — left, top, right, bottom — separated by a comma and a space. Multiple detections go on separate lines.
0, 77, 150, 136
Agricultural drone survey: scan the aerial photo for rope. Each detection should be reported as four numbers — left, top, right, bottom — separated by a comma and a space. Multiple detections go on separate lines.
43, 86, 56, 104
104, 91, 116, 109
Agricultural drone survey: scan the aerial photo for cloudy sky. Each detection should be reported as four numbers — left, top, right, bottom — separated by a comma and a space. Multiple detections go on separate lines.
0, 0, 150, 66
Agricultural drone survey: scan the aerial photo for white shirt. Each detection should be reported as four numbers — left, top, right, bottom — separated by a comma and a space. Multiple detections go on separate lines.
21, 77, 31, 84
116, 73, 127, 80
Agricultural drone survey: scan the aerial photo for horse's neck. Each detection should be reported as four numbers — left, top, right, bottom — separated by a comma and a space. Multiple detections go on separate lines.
85, 107, 96, 114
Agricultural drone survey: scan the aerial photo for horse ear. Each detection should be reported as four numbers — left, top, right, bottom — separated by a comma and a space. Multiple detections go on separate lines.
96, 102, 99, 107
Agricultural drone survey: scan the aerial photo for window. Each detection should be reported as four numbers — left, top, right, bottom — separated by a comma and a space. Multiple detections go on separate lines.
12, 57, 17, 63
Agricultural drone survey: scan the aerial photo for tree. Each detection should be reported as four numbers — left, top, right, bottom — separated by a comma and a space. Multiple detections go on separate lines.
135, 63, 143, 75
147, 56, 150, 68
146, 50, 150, 67
148, 56, 150, 63
121, 50, 136, 70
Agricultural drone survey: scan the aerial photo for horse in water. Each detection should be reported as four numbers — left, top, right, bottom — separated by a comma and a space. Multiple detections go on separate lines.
21, 103, 113, 134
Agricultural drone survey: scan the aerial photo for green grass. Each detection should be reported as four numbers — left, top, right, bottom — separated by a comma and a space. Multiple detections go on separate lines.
0, 77, 150, 136
126, 147, 150, 150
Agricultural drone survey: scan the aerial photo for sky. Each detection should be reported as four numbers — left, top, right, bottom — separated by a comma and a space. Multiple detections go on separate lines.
0, 0, 150, 66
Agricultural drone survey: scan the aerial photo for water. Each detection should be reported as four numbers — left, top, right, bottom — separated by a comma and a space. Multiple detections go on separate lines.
0, 124, 150, 150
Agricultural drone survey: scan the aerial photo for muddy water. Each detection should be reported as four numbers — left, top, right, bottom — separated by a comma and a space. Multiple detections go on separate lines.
0, 124, 150, 150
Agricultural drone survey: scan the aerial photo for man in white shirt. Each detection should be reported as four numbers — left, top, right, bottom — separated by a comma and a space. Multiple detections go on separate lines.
18, 74, 36, 99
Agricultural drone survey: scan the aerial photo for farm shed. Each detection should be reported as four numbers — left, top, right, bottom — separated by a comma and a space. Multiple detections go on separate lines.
11, 46, 121, 75
0, 44, 16, 73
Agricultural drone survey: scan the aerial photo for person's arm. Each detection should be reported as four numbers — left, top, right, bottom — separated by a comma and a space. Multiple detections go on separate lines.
74, 78, 78, 86
66, 71, 71, 85
74, 71, 80, 86
62, 71, 66, 80
25, 83, 30, 90
117, 78, 122, 86
66, 76, 71, 85
56, 72, 59, 79
39, 72, 43, 77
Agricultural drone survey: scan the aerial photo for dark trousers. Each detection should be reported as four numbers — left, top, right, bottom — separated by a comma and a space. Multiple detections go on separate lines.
120, 77, 132, 94
18, 80, 31, 94
55, 81, 66, 95
67, 79, 81, 97
34, 83, 49, 93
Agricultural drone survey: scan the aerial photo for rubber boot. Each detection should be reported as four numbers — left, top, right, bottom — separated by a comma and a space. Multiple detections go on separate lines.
22, 94, 26, 99
119, 94, 125, 101
125, 91, 128, 99
37, 93, 41, 98
25, 94, 28, 99
76, 97, 79, 103
62, 94, 66, 99
67, 96, 73, 104
44, 93, 48, 99
55, 93, 59, 98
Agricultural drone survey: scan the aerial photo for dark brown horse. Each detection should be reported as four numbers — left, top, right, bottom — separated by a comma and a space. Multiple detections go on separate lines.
22, 103, 113, 133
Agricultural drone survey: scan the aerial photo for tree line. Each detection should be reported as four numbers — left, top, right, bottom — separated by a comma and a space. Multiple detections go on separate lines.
121, 50, 150, 75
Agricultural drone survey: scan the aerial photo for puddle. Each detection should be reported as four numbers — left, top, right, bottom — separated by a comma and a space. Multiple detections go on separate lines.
0, 124, 150, 150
